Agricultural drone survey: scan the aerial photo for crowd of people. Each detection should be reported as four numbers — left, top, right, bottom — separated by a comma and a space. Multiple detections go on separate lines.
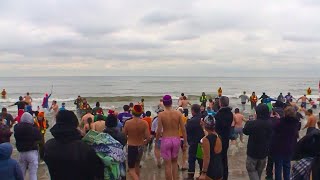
0, 90, 320, 180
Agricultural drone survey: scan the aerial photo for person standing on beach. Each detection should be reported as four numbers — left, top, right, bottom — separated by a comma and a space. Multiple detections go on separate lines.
139, 98, 145, 112
158, 99, 164, 109
208, 99, 214, 110
142, 111, 153, 152
42, 93, 51, 109
215, 96, 233, 180
239, 91, 249, 112
157, 95, 187, 180
118, 105, 133, 125
303, 109, 317, 135
177, 107, 188, 171
34, 111, 49, 161
0, 108, 14, 127
92, 114, 105, 132
123, 104, 150, 180
24, 92, 32, 106
233, 108, 246, 143
200, 92, 207, 107
243, 104, 273, 180
297, 95, 310, 109
250, 92, 258, 110
14, 112, 41, 180
185, 104, 205, 179
179, 96, 191, 117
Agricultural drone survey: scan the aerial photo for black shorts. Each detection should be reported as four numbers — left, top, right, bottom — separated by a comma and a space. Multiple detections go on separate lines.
127, 145, 144, 168
183, 109, 188, 117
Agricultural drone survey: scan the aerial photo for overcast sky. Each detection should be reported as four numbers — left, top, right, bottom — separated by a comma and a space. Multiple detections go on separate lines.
0, 0, 320, 77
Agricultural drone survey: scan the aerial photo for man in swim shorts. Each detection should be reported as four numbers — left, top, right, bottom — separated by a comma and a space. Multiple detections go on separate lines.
123, 104, 150, 180
297, 94, 310, 109
179, 96, 191, 117
156, 95, 187, 180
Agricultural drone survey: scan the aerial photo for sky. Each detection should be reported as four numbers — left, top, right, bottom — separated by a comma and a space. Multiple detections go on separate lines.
0, 0, 320, 77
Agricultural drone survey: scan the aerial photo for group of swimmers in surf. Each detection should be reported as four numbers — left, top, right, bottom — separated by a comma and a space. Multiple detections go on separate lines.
1, 87, 320, 180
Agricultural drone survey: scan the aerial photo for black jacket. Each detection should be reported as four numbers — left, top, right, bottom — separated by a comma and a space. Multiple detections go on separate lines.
243, 118, 273, 159
14, 122, 41, 152
44, 124, 104, 180
215, 107, 233, 151
104, 128, 127, 146
186, 113, 205, 145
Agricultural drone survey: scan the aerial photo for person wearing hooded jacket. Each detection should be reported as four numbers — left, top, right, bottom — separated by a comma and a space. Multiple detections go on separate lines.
270, 106, 300, 180
44, 110, 104, 180
14, 112, 41, 180
0, 143, 24, 180
243, 104, 273, 180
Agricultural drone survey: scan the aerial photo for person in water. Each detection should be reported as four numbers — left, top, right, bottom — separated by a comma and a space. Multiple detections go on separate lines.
285, 92, 294, 103
9, 96, 28, 115
250, 92, 258, 110
239, 91, 249, 112
297, 95, 310, 109
123, 104, 150, 180
218, 87, 223, 97
200, 92, 208, 107
24, 92, 32, 106
277, 93, 285, 103
59, 102, 66, 111
92, 102, 103, 115
259, 93, 269, 103
42, 93, 52, 109
303, 109, 317, 135
179, 96, 191, 117
156, 95, 187, 180
74, 95, 83, 110
198, 114, 223, 180
1, 89, 7, 98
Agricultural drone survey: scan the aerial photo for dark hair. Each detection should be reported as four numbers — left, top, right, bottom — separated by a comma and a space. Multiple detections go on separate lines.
53, 100, 57, 104
181, 93, 184, 96
209, 99, 213, 102
219, 96, 229, 107
256, 104, 270, 120
87, 118, 93, 130
19, 96, 23, 101
183, 96, 187, 100
235, 108, 240, 113
129, 103, 134, 107
106, 114, 118, 128
191, 104, 201, 114
307, 109, 313, 114
141, 99, 144, 102
146, 111, 151, 117
56, 110, 79, 127
27, 92, 30, 95
97, 114, 104, 121
96, 102, 100, 107
123, 105, 130, 111
1, 108, 7, 112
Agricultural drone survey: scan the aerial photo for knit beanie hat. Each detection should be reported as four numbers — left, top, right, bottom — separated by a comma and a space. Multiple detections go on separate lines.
163, 95, 172, 106
21, 112, 34, 124
132, 104, 143, 117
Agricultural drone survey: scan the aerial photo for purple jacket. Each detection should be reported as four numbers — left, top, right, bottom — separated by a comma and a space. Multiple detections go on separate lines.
270, 116, 300, 160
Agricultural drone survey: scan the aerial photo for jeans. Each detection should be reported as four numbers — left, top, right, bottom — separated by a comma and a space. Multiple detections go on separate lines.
19, 150, 39, 180
274, 158, 290, 180
188, 143, 203, 176
251, 102, 257, 110
266, 155, 274, 178
246, 156, 266, 180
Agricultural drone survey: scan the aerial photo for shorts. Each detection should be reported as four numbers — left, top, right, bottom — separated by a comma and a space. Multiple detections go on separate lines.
183, 109, 189, 117
241, 102, 246, 105
234, 127, 243, 136
301, 102, 307, 108
160, 137, 180, 160
127, 145, 144, 168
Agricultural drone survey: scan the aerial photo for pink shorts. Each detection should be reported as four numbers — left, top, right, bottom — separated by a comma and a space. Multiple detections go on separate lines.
160, 137, 180, 160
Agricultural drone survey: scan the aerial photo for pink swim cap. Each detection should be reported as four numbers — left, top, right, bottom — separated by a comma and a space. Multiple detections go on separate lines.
163, 95, 172, 106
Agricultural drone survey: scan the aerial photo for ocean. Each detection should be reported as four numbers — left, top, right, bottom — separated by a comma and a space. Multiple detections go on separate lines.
1, 76, 319, 113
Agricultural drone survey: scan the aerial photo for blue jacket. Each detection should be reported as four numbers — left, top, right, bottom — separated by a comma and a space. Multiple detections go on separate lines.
0, 143, 23, 180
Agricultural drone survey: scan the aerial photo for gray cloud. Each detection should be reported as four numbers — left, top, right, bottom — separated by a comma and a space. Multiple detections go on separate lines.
0, 0, 319, 77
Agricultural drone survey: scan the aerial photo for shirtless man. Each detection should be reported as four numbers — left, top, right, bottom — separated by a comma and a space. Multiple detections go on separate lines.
92, 114, 105, 132
81, 109, 94, 126
1, 89, 6, 98
179, 96, 191, 117
24, 92, 32, 106
233, 108, 246, 143
49, 100, 59, 119
123, 104, 150, 180
297, 95, 310, 109
156, 95, 187, 180
303, 109, 317, 135
158, 99, 164, 109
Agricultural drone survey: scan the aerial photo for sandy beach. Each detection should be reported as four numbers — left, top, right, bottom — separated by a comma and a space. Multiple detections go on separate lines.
8, 110, 313, 180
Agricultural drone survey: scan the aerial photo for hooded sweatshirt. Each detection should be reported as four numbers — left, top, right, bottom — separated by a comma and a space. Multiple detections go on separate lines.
243, 104, 273, 159
44, 110, 104, 180
14, 112, 41, 152
0, 143, 24, 180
